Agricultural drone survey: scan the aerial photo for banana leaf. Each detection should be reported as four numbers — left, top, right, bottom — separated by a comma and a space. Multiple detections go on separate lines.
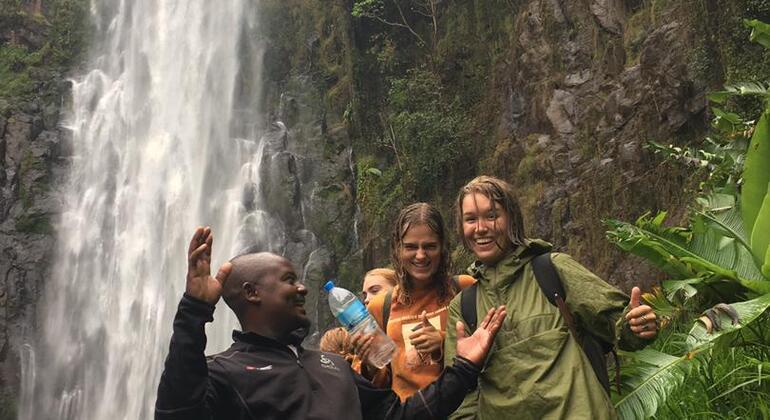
741, 109, 770, 243
606, 214, 697, 279
607, 214, 769, 295
686, 292, 770, 350
614, 349, 692, 420
750, 189, 770, 270
616, 293, 770, 420
692, 194, 765, 280
662, 279, 700, 302
764, 245, 770, 279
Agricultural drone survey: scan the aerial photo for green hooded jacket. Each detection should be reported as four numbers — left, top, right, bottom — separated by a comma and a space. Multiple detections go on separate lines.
444, 240, 648, 420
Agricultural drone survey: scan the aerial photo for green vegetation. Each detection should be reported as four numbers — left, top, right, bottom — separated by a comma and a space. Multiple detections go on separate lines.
606, 19, 770, 419
0, 0, 90, 108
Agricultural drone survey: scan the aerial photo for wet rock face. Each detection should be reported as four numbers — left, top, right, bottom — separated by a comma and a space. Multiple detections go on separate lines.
0, 103, 66, 413
494, 0, 704, 289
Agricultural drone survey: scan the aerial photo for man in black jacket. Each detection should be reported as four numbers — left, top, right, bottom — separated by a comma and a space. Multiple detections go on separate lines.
155, 226, 506, 420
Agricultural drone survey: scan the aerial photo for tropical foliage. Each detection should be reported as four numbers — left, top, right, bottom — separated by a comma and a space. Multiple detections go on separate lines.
606, 19, 770, 420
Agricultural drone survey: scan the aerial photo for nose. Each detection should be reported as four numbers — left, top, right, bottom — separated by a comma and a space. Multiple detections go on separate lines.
296, 282, 308, 295
415, 248, 426, 260
475, 219, 489, 234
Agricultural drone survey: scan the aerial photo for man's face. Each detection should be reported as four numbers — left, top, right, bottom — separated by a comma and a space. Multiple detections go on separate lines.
255, 258, 310, 333
461, 192, 512, 266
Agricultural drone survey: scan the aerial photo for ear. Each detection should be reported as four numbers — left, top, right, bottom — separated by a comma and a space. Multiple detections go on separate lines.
243, 282, 261, 304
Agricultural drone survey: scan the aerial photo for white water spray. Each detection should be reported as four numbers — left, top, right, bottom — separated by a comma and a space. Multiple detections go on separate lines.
18, 1, 292, 418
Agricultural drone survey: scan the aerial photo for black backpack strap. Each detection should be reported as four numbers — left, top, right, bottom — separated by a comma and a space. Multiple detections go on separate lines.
531, 253, 566, 306
460, 282, 478, 333
531, 253, 618, 395
382, 290, 392, 329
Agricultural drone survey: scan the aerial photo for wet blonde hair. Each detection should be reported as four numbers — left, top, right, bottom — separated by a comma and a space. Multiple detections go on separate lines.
364, 268, 397, 286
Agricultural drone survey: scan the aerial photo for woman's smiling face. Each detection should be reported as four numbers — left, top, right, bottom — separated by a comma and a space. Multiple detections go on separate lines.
399, 224, 441, 288
461, 192, 512, 265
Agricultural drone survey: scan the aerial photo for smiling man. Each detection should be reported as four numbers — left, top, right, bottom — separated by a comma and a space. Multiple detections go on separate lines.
154, 227, 507, 420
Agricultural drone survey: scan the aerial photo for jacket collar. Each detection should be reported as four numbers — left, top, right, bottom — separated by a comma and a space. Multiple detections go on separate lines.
232, 329, 306, 354
467, 238, 552, 286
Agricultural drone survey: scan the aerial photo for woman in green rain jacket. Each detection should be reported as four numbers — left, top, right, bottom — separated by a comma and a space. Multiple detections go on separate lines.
444, 176, 659, 420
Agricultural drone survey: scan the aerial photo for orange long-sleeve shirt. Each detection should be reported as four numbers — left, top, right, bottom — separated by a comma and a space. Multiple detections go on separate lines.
368, 275, 475, 401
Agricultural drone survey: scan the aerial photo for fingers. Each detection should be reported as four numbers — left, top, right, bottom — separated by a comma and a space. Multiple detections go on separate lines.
188, 243, 209, 265
205, 228, 213, 256
486, 306, 506, 335
188, 226, 211, 257
629, 286, 642, 308
479, 306, 507, 331
630, 319, 657, 332
626, 305, 655, 322
351, 333, 374, 356
635, 330, 657, 339
215, 262, 233, 287
188, 226, 204, 255
420, 310, 431, 327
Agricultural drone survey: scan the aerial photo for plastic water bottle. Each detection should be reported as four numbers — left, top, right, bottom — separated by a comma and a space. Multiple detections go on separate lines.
323, 280, 396, 369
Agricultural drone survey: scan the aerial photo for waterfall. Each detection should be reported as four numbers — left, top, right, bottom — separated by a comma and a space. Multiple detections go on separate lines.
17, 1, 297, 418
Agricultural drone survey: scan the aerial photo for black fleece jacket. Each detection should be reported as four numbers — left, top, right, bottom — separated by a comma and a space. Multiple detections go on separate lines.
155, 294, 480, 420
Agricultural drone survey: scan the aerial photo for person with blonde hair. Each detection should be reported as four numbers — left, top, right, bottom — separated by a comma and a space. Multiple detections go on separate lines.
361, 268, 397, 306
320, 268, 397, 372
363, 203, 475, 401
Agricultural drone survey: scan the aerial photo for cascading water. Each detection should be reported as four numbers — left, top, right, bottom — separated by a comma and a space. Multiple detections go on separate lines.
17, 1, 307, 419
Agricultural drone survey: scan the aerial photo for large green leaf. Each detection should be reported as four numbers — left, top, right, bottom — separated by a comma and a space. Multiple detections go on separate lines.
614, 349, 691, 420
693, 194, 766, 280
750, 188, 770, 268
616, 293, 770, 419
606, 214, 699, 279
607, 213, 769, 295
662, 279, 700, 302
686, 292, 770, 350
742, 109, 770, 239
764, 245, 770, 279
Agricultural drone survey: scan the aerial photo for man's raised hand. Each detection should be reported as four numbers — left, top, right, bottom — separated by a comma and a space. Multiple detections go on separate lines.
186, 226, 231, 305
455, 306, 506, 367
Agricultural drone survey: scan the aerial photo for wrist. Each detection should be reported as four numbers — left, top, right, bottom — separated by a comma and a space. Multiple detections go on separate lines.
454, 355, 482, 371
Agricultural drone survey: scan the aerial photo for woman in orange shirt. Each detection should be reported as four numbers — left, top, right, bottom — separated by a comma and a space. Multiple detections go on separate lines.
320, 268, 397, 373
361, 202, 474, 401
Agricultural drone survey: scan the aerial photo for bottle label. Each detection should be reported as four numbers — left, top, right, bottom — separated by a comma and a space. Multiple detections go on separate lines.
338, 300, 369, 330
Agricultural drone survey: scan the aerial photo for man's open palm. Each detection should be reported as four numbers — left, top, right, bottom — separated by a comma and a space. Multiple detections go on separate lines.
455, 306, 506, 367
186, 226, 231, 305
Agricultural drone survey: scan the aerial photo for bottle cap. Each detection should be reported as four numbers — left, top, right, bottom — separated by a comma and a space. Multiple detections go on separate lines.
323, 280, 335, 292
